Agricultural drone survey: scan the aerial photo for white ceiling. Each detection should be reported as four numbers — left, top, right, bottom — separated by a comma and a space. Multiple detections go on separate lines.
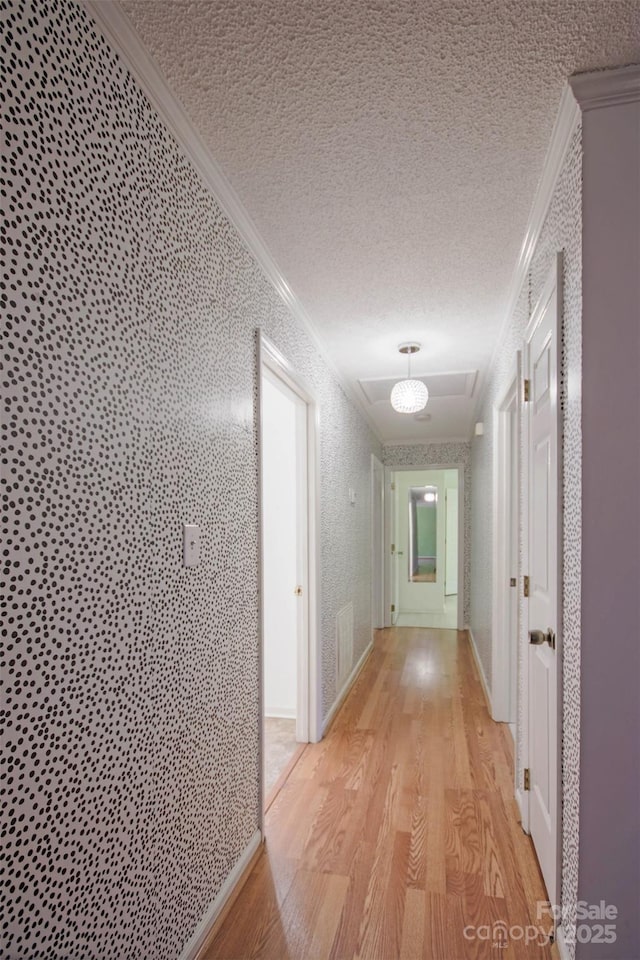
121, 0, 640, 443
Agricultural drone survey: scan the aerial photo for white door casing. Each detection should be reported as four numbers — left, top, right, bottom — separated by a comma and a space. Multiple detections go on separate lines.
524, 254, 562, 908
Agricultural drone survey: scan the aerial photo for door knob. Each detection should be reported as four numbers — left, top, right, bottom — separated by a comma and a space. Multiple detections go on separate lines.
529, 628, 556, 650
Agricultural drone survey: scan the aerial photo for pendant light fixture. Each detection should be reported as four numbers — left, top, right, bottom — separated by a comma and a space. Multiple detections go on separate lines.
390, 342, 429, 413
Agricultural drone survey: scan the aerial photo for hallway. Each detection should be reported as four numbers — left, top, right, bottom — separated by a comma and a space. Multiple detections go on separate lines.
204, 628, 552, 960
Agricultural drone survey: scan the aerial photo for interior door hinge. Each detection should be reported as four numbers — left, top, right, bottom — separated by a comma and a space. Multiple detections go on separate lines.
523, 575, 530, 598
391, 543, 395, 554
510, 577, 517, 587
523, 378, 531, 402
391, 482, 396, 491
524, 768, 531, 791
391, 604, 395, 613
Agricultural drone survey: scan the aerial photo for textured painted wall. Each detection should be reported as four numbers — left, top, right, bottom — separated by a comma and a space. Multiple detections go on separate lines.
470, 126, 582, 954
0, 2, 380, 957
382, 442, 471, 626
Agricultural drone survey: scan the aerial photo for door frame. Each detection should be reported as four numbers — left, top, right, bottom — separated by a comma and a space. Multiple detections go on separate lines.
257, 334, 321, 828
491, 357, 521, 725
370, 453, 385, 632
518, 254, 563, 900
384, 462, 465, 629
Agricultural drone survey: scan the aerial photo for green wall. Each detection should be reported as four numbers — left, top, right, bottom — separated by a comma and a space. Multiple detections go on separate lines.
416, 503, 437, 557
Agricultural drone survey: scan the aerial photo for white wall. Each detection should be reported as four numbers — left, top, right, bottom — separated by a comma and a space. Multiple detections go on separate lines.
261, 376, 298, 718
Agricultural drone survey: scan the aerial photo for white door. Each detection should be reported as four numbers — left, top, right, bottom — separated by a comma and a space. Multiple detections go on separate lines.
261, 369, 309, 743
525, 255, 561, 907
508, 402, 519, 726
371, 456, 385, 629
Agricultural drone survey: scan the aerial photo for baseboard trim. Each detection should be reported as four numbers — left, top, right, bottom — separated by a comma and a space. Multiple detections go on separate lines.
322, 640, 373, 736
555, 924, 571, 960
466, 625, 493, 714
179, 829, 262, 960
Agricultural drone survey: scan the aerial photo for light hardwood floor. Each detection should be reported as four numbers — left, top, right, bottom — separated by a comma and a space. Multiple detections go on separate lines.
204, 627, 554, 960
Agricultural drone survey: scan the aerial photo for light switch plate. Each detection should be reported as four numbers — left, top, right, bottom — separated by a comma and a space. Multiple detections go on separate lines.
183, 524, 200, 567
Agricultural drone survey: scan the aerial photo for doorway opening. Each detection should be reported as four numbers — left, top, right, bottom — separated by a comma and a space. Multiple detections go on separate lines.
385, 464, 464, 629
258, 335, 320, 820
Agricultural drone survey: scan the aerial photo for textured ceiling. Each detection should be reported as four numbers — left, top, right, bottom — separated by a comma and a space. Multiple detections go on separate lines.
122, 0, 640, 442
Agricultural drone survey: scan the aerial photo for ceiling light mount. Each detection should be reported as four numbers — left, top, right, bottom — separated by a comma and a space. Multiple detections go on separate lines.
390, 342, 429, 414
398, 341, 421, 356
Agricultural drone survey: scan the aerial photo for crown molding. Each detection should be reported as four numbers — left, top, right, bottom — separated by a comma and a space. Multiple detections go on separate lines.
81, 0, 383, 442
474, 82, 580, 420
569, 63, 640, 111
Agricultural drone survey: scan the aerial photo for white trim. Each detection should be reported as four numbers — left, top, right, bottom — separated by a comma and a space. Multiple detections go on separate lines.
490, 361, 520, 723
555, 924, 571, 960
322, 641, 374, 735
474, 83, 579, 422
466, 627, 493, 714
82, 0, 382, 444
179, 829, 262, 960
569, 63, 640, 111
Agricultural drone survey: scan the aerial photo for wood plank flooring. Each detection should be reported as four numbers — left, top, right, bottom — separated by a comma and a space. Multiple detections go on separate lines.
203, 627, 554, 960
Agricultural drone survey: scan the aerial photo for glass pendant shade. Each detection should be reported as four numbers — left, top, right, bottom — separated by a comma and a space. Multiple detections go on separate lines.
390, 378, 429, 413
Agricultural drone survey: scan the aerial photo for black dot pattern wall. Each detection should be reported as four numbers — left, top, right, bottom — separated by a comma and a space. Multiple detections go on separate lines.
0, 2, 380, 956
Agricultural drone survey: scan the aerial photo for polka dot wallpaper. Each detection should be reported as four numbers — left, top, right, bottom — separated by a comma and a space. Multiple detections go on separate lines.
0, 1, 380, 956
